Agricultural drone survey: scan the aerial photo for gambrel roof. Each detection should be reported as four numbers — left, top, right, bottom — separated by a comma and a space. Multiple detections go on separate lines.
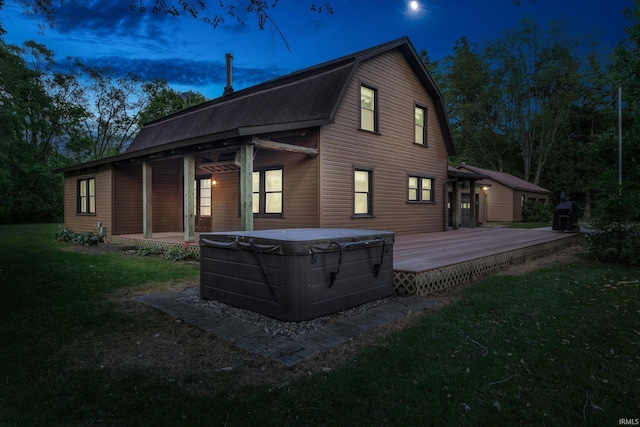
56, 37, 455, 173
457, 164, 550, 194
127, 36, 455, 155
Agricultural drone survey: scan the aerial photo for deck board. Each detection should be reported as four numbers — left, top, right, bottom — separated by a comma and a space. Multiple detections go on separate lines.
393, 227, 578, 272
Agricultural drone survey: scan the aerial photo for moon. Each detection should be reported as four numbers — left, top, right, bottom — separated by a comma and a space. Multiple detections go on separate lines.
409, 1, 420, 11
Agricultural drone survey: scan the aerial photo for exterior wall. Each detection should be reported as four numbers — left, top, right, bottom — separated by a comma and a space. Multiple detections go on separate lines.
209, 131, 320, 232
63, 165, 113, 237
485, 181, 515, 222
152, 158, 182, 232
320, 49, 449, 234
112, 163, 143, 235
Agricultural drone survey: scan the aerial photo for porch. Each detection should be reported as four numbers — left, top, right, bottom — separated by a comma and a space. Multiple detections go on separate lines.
111, 227, 581, 296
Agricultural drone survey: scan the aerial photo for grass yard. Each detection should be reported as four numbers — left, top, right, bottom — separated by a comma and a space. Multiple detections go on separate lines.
1, 224, 639, 426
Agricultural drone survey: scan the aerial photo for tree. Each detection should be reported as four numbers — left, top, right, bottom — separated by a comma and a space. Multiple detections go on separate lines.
137, 81, 206, 126
486, 18, 584, 184
0, 40, 64, 222
436, 37, 511, 171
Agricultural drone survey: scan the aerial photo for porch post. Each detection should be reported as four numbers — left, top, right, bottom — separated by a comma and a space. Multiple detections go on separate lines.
239, 140, 254, 231
183, 154, 195, 242
452, 181, 460, 230
469, 180, 477, 228
142, 161, 153, 239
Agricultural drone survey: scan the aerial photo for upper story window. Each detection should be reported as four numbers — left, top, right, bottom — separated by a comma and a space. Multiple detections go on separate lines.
252, 168, 283, 216
354, 168, 373, 216
77, 177, 96, 214
408, 175, 434, 203
360, 84, 378, 133
415, 105, 427, 145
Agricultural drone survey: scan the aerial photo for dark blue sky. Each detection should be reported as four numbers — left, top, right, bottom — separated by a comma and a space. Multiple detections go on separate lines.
2, 0, 634, 98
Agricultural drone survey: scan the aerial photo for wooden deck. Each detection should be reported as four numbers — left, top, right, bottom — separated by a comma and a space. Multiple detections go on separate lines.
112, 227, 582, 296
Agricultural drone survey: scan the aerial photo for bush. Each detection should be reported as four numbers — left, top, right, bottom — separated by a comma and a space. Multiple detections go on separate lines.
134, 246, 164, 256
585, 186, 640, 266
55, 228, 101, 246
164, 247, 198, 262
522, 200, 552, 222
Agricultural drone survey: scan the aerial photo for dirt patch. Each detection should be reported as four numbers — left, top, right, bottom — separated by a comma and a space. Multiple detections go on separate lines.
58, 241, 585, 395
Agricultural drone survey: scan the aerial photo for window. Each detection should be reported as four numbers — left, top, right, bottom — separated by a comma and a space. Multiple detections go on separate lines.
360, 84, 378, 132
408, 175, 434, 202
415, 106, 427, 145
77, 177, 95, 214
252, 168, 283, 215
354, 169, 373, 216
194, 178, 211, 216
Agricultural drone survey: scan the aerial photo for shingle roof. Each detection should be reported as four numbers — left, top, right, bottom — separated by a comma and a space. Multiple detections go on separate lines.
56, 37, 456, 173
126, 36, 456, 155
457, 164, 550, 194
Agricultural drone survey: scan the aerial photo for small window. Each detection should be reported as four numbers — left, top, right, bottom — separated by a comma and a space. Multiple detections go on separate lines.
408, 175, 434, 202
77, 177, 95, 214
354, 169, 373, 216
415, 105, 427, 145
360, 84, 378, 132
252, 168, 283, 216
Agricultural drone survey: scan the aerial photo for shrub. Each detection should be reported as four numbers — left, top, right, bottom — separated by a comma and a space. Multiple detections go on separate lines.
585, 186, 640, 266
522, 199, 552, 222
55, 228, 100, 246
164, 247, 198, 262
134, 246, 164, 256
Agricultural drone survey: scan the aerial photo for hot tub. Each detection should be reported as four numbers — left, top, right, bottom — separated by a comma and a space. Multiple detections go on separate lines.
200, 228, 394, 321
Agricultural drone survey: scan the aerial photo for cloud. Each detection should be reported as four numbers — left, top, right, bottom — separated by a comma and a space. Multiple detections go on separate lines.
55, 55, 287, 90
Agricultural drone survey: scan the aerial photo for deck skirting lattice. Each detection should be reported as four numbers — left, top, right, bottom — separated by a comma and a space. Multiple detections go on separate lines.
393, 237, 576, 296
111, 236, 200, 256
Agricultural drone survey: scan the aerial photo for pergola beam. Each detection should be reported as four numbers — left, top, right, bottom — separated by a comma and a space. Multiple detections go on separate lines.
253, 138, 318, 156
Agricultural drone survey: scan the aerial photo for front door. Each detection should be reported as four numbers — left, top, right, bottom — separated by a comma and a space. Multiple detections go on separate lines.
461, 193, 471, 227
195, 177, 212, 232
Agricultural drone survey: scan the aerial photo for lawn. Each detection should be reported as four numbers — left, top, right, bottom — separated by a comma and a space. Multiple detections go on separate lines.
1, 224, 638, 426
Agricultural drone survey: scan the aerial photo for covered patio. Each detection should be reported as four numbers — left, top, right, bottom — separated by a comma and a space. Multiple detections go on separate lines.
112, 227, 581, 296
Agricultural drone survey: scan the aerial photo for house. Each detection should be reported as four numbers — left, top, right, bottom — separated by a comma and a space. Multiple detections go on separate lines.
56, 37, 459, 243
453, 164, 551, 224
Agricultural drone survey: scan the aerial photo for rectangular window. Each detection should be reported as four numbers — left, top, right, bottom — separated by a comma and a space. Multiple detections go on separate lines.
360, 84, 377, 132
77, 177, 95, 214
408, 175, 434, 202
194, 178, 212, 216
252, 168, 283, 215
415, 105, 427, 145
354, 169, 373, 216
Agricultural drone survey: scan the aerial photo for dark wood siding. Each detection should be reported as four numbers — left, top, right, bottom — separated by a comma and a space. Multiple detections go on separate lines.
152, 158, 182, 232
320, 49, 449, 234
63, 165, 113, 237
113, 163, 143, 235
208, 131, 319, 232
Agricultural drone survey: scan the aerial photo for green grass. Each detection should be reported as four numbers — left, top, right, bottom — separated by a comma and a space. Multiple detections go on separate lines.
1, 224, 639, 426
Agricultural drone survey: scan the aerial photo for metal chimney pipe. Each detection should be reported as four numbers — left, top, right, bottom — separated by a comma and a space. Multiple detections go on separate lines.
223, 53, 234, 96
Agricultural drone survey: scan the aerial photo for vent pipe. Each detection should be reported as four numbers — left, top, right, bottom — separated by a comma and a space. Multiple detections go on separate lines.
223, 53, 234, 96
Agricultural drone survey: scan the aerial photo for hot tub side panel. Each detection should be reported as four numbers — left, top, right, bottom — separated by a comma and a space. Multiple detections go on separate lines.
200, 247, 295, 320
305, 245, 394, 319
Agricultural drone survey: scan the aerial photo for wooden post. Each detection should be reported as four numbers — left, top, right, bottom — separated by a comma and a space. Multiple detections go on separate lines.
239, 141, 254, 231
452, 181, 460, 230
469, 180, 477, 228
143, 161, 153, 239
183, 154, 195, 242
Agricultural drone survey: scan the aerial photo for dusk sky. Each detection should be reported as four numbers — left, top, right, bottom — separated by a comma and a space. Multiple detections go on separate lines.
2, 0, 635, 99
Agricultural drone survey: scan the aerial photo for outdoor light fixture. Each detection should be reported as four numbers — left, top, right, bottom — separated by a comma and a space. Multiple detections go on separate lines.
211, 178, 218, 186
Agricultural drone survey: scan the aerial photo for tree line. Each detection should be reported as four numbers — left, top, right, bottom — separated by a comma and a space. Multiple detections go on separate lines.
0, 39, 205, 223
424, 6, 640, 221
